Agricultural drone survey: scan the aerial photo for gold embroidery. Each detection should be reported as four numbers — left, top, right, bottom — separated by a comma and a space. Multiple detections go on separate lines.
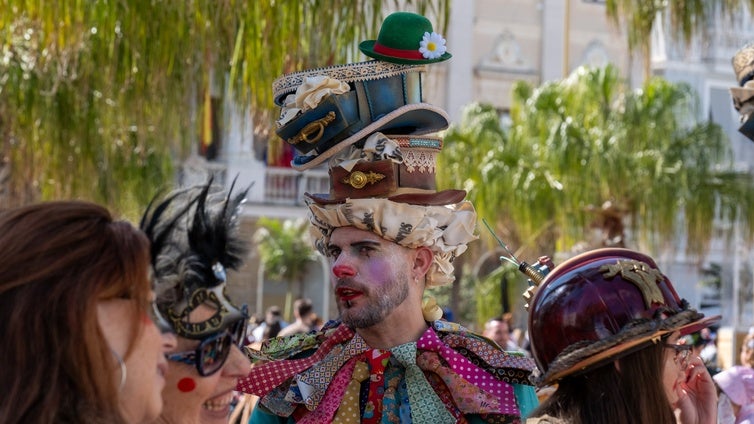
600, 259, 665, 308
341, 171, 385, 189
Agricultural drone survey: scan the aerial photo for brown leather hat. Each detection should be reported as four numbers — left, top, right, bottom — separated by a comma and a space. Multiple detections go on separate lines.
304, 134, 466, 206
527, 248, 720, 386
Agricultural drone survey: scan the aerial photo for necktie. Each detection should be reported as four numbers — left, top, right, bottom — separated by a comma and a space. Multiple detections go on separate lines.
332, 361, 370, 423
442, 333, 535, 371
417, 351, 500, 414
297, 332, 369, 409
381, 364, 402, 423
418, 328, 519, 416
363, 349, 391, 424
297, 358, 358, 424
236, 324, 354, 396
391, 342, 455, 424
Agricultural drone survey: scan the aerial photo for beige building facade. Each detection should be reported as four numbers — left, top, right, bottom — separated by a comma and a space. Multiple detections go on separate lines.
429, 0, 635, 121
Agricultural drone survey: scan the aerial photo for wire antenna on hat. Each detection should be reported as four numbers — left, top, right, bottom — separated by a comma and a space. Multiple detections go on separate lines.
481, 218, 548, 284
482, 218, 555, 310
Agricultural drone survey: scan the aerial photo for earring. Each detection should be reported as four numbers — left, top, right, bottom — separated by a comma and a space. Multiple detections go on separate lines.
112, 349, 127, 391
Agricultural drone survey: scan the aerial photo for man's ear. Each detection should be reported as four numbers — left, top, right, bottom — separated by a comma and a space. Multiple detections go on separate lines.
412, 246, 434, 281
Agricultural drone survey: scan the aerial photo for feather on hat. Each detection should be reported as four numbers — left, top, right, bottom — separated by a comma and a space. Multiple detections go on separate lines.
140, 178, 250, 339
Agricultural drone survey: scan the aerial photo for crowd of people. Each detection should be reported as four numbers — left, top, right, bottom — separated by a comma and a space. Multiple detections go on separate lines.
3, 10, 754, 424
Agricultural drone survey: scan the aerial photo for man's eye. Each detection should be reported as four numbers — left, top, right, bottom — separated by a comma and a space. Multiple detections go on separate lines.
359, 246, 373, 255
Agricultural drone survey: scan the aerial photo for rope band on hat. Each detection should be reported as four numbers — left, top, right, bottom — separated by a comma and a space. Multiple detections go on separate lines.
533, 308, 702, 386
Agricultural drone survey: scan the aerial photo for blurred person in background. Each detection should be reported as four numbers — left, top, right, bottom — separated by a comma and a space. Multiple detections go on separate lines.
483, 315, 526, 354
251, 306, 286, 343
277, 298, 317, 337
714, 329, 754, 424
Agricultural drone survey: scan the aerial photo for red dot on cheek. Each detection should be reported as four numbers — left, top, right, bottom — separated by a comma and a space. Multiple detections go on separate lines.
177, 377, 196, 392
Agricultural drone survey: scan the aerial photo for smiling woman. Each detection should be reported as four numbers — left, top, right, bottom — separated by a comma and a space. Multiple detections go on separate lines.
0, 201, 177, 424
141, 180, 253, 424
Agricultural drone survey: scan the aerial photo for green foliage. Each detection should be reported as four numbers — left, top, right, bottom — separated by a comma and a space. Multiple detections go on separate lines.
439, 64, 754, 261
473, 262, 529, 328
0, 0, 448, 215
253, 217, 318, 283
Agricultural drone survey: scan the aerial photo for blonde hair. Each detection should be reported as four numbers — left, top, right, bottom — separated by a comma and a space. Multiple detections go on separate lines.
742, 332, 754, 367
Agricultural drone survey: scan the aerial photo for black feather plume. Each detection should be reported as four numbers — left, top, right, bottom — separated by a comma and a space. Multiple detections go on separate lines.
140, 177, 251, 302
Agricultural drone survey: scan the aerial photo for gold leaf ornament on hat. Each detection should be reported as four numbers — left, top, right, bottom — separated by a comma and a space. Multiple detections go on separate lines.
600, 259, 665, 308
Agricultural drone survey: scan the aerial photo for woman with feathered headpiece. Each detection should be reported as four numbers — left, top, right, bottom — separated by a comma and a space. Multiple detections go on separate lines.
141, 179, 252, 424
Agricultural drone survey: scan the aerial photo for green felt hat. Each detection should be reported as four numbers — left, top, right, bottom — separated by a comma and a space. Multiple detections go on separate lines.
359, 12, 452, 65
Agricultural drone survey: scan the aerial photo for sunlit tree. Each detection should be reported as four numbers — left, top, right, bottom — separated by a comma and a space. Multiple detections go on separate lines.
438, 64, 754, 316
0, 1, 448, 217
605, 0, 754, 78
253, 217, 319, 321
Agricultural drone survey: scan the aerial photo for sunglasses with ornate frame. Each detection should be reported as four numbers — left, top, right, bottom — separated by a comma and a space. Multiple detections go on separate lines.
166, 305, 249, 376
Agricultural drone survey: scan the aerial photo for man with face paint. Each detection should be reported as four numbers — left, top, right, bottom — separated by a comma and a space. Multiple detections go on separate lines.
141, 180, 252, 424
238, 12, 539, 423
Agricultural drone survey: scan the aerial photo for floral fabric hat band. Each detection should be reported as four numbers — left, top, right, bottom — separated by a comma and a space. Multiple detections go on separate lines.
306, 196, 478, 287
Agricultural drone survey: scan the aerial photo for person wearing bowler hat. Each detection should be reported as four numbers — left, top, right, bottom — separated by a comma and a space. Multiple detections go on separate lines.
517, 248, 720, 424
238, 11, 539, 424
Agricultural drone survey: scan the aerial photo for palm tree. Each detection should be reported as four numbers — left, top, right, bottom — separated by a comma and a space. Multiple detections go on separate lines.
0, 1, 449, 217
438, 64, 754, 315
253, 217, 319, 321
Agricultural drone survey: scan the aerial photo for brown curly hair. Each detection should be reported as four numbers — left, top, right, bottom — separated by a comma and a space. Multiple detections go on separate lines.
0, 201, 152, 423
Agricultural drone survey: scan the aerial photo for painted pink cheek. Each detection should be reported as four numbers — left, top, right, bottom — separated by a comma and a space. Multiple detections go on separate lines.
177, 377, 196, 392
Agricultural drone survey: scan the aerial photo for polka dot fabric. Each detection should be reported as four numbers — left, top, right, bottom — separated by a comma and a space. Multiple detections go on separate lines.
332, 361, 370, 423
417, 327, 519, 416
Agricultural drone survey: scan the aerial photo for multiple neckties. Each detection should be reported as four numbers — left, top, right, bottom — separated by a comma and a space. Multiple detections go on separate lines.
239, 323, 534, 422
332, 361, 370, 423
391, 342, 457, 424
236, 324, 354, 396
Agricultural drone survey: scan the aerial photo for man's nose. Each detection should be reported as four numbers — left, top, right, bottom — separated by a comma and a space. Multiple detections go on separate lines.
333, 264, 356, 279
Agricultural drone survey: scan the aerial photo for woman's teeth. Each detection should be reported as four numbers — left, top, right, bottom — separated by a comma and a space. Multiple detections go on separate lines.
203, 393, 233, 411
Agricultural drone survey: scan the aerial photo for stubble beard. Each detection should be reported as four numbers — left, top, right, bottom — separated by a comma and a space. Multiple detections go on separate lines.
339, 274, 409, 329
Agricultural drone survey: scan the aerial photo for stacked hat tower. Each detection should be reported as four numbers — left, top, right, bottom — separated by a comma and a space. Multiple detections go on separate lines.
273, 12, 464, 211
731, 42, 754, 141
